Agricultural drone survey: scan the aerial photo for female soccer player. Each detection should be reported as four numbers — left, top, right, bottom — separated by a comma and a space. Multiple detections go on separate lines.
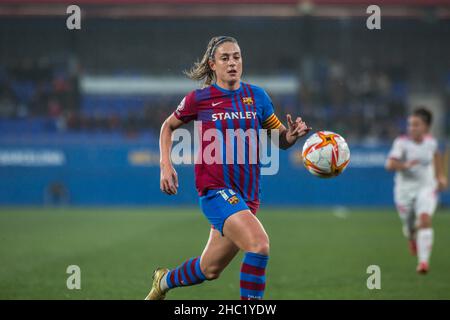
385, 108, 448, 274
145, 36, 311, 300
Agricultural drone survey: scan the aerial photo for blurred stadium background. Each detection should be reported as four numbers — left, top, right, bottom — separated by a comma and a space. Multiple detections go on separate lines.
0, 0, 450, 299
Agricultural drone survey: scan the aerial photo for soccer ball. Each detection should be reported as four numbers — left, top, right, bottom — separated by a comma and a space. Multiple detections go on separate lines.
302, 131, 350, 178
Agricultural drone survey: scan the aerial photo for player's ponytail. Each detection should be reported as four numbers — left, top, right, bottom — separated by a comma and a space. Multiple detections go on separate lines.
184, 36, 238, 87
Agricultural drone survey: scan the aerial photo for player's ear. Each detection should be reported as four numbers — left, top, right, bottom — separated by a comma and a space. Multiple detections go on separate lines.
208, 59, 216, 72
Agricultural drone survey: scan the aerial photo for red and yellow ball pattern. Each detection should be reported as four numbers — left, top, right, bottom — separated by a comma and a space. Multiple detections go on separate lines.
302, 131, 350, 178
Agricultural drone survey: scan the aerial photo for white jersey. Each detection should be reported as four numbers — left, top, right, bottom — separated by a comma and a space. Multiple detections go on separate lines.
388, 135, 438, 192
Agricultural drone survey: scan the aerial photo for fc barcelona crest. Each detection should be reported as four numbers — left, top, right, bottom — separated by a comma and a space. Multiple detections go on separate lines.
242, 97, 253, 105
227, 195, 240, 205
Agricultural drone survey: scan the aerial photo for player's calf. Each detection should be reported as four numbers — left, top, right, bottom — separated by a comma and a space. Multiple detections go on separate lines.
408, 239, 417, 256
201, 263, 224, 280
416, 213, 434, 274
163, 256, 207, 290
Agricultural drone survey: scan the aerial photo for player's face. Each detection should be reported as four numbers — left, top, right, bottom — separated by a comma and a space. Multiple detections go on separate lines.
407, 115, 428, 141
210, 42, 242, 86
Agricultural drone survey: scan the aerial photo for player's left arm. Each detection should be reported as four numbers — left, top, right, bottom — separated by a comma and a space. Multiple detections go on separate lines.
260, 89, 311, 149
277, 114, 312, 150
434, 149, 448, 191
262, 113, 311, 150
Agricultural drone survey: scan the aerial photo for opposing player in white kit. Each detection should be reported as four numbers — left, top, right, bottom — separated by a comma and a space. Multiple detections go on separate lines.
385, 108, 448, 274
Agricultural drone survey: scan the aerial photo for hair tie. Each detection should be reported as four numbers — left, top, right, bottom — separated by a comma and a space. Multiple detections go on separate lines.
209, 36, 232, 59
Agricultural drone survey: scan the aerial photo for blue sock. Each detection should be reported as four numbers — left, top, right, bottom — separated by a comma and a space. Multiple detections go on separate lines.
240, 252, 269, 300
166, 256, 206, 289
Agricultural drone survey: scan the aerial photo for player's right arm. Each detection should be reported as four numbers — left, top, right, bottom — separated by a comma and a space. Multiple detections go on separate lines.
160, 92, 197, 195
159, 114, 184, 195
385, 158, 419, 171
385, 137, 419, 172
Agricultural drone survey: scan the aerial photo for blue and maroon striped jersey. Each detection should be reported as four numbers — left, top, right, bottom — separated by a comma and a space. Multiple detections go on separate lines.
173, 82, 282, 204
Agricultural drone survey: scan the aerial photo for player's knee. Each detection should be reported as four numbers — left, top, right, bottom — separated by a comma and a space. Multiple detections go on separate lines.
418, 213, 432, 228
247, 238, 270, 255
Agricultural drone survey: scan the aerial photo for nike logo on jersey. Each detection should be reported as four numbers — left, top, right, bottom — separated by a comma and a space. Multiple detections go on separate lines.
211, 111, 257, 121
212, 101, 224, 107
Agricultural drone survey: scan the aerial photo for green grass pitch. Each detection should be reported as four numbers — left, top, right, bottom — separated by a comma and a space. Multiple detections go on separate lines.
0, 207, 449, 299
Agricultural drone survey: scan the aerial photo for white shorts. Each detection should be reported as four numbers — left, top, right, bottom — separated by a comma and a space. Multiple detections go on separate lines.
394, 186, 438, 236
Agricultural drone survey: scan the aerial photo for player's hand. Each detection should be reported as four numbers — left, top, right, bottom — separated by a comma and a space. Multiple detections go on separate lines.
160, 163, 178, 195
285, 114, 312, 144
438, 175, 448, 191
